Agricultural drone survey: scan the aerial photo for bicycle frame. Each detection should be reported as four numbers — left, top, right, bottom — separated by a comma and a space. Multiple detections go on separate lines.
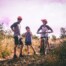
37, 31, 52, 55
40, 37, 48, 55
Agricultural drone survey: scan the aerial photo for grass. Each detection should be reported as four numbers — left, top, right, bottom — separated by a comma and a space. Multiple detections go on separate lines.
0, 35, 66, 66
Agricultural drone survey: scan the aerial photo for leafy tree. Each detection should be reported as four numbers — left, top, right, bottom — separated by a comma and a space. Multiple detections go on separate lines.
60, 27, 66, 38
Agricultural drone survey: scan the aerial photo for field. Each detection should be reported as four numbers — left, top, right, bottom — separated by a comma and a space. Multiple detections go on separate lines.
0, 35, 66, 66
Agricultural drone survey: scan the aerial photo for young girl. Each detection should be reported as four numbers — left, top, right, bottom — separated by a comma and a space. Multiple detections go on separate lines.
24, 26, 35, 55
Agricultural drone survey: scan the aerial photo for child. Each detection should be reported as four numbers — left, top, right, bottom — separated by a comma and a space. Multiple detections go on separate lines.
37, 19, 53, 55
24, 26, 35, 55
11, 16, 23, 58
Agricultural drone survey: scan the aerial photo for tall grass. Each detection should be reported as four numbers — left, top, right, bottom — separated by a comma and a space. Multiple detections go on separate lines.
44, 40, 66, 66
0, 33, 11, 58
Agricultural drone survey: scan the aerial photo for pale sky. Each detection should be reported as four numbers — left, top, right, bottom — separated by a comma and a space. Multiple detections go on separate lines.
0, 0, 66, 37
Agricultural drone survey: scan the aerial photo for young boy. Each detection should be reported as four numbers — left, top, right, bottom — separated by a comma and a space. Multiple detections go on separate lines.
11, 16, 23, 58
37, 19, 53, 55
24, 26, 35, 55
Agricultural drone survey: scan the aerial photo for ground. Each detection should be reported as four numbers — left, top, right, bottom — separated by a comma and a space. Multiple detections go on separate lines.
0, 37, 65, 66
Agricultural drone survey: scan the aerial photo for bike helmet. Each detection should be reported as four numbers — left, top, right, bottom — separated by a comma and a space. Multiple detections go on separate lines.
41, 19, 47, 24
17, 16, 22, 20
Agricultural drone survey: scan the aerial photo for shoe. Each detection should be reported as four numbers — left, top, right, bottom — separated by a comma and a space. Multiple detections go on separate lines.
13, 54, 17, 59
19, 54, 24, 57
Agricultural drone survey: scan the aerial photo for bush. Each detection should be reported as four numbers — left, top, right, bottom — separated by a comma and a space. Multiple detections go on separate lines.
32, 35, 38, 39
0, 33, 4, 41
0, 43, 11, 58
48, 40, 66, 66
44, 55, 59, 66
59, 41, 66, 59
2, 50, 11, 58
52, 35, 56, 41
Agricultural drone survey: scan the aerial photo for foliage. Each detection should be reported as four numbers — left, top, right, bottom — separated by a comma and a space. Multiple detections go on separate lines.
47, 40, 66, 66
60, 27, 66, 38
32, 35, 38, 39
2, 50, 11, 58
51, 35, 56, 41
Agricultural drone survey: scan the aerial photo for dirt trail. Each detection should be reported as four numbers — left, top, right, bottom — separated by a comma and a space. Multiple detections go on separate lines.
0, 55, 45, 66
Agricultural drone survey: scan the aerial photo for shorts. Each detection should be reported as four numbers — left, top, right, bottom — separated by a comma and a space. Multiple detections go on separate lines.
25, 41, 32, 45
41, 37, 48, 44
14, 36, 23, 45
41, 37, 48, 40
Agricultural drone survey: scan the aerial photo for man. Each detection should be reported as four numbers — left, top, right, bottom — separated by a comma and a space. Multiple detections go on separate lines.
11, 16, 23, 58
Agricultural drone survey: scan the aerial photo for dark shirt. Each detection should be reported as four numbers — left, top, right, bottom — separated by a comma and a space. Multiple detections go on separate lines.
37, 25, 53, 37
11, 22, 20, 36
25, 32, 32, 42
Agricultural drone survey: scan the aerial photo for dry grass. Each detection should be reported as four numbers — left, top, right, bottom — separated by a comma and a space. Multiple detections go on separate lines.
0, 37, 66, 59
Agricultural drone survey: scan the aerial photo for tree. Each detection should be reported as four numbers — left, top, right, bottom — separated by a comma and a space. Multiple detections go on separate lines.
60, 27, 66, 38
0, 23, 3, 31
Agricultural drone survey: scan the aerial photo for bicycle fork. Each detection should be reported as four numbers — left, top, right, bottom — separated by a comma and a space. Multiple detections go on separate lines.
43, 38, 48, 55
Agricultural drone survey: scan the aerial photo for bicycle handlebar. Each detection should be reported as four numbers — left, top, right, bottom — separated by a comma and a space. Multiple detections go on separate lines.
37, 31, 52, 34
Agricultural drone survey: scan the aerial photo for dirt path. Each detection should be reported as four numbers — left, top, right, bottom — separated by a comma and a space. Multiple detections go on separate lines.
0, 55, 45, 66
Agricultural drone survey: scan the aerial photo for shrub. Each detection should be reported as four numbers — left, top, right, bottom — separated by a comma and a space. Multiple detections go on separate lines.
32, 35, 38, 39
52, 35, 56, 41
48, 40, 66, 66
2, 50, 11, 58
59, 41, 66, 59
44, 55, 59, 66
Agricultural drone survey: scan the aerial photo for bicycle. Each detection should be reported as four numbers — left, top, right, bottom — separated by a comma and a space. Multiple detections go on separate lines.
37, 31, 52, 55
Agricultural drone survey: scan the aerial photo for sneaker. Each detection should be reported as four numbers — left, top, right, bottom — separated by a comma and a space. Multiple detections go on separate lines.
13, 54, 17, 59
19, 54, 24, 57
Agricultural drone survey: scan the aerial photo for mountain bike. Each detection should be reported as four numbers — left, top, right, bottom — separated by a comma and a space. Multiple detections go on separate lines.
37, 32, 51, 55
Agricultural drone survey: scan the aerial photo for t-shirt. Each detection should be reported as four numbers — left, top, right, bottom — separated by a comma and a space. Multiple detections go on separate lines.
25, 32, 32, 42
11, 22, 20, 36
37, 25, 52, 37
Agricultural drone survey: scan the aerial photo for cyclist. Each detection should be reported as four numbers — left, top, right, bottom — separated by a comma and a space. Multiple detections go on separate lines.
37, 19, 53, 55
11, 16, 23, 58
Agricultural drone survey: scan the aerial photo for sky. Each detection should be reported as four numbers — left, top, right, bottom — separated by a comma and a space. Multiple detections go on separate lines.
0, 0, 66, 37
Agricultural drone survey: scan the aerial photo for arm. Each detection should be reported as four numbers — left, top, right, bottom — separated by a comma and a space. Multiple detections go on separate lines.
10, 22, 17, 32
37, 25, 42, 34
11, 24, 14, 32
46, 25, 53, 33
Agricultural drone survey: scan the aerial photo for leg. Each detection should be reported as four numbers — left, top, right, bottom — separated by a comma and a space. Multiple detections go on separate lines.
45, 38, 49, 55
20, 44, 23, 55
40, 38, 43, 48
13, 36, 18, 58
30, 45, 36, 54
13, 44, 17, 58
27, 45, 29, 54
40, 37, 44, 55
46, 38, 50, 50
19, 39, 24, 57
14, 45, 17, 55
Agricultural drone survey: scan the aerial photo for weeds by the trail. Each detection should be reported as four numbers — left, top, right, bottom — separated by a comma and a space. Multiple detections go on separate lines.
44, 40, 66, 66
0, 35, 66, 66
0, 33, 11, 58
